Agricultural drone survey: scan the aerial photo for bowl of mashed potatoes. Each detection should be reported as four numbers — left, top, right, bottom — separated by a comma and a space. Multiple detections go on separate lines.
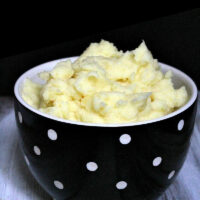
14, 40, 197, 200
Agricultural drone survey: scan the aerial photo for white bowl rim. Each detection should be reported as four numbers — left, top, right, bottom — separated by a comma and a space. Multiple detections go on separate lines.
14, 56, 198, 127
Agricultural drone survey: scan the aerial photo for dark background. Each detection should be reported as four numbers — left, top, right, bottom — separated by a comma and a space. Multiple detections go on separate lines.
0, 8, 195, 59
0, 8, 199, 95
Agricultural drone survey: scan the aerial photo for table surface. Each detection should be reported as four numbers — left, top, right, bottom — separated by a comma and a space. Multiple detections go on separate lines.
0, 96, 200, 200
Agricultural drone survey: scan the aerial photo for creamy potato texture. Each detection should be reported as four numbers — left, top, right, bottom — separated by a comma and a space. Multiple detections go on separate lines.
22, 40, 188, 123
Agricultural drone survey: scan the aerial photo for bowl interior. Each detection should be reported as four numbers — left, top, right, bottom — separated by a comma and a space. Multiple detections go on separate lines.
14, 57, 198, 127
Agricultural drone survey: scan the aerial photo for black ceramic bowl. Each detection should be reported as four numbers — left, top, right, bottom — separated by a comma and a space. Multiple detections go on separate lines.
14, 57, 198, 200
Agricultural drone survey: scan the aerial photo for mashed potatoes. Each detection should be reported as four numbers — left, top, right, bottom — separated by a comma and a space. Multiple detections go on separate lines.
22, 40, 188, 123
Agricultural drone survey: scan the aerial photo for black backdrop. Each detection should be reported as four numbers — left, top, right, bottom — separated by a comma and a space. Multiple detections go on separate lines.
0, 8, 199, 95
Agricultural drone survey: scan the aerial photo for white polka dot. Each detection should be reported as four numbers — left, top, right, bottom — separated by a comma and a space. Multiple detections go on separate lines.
178, 119, 184, 131
18, 112, 23, 123
152, 157, 162, 167
33, 146, 41, 155
24, 155, 30, 166
47, 129, 57, 140
119, 134, 131, 145
54, 180, 64, 190
168, 170, 175, 179
116, 181, 127, 190
86, 162, 98, 171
